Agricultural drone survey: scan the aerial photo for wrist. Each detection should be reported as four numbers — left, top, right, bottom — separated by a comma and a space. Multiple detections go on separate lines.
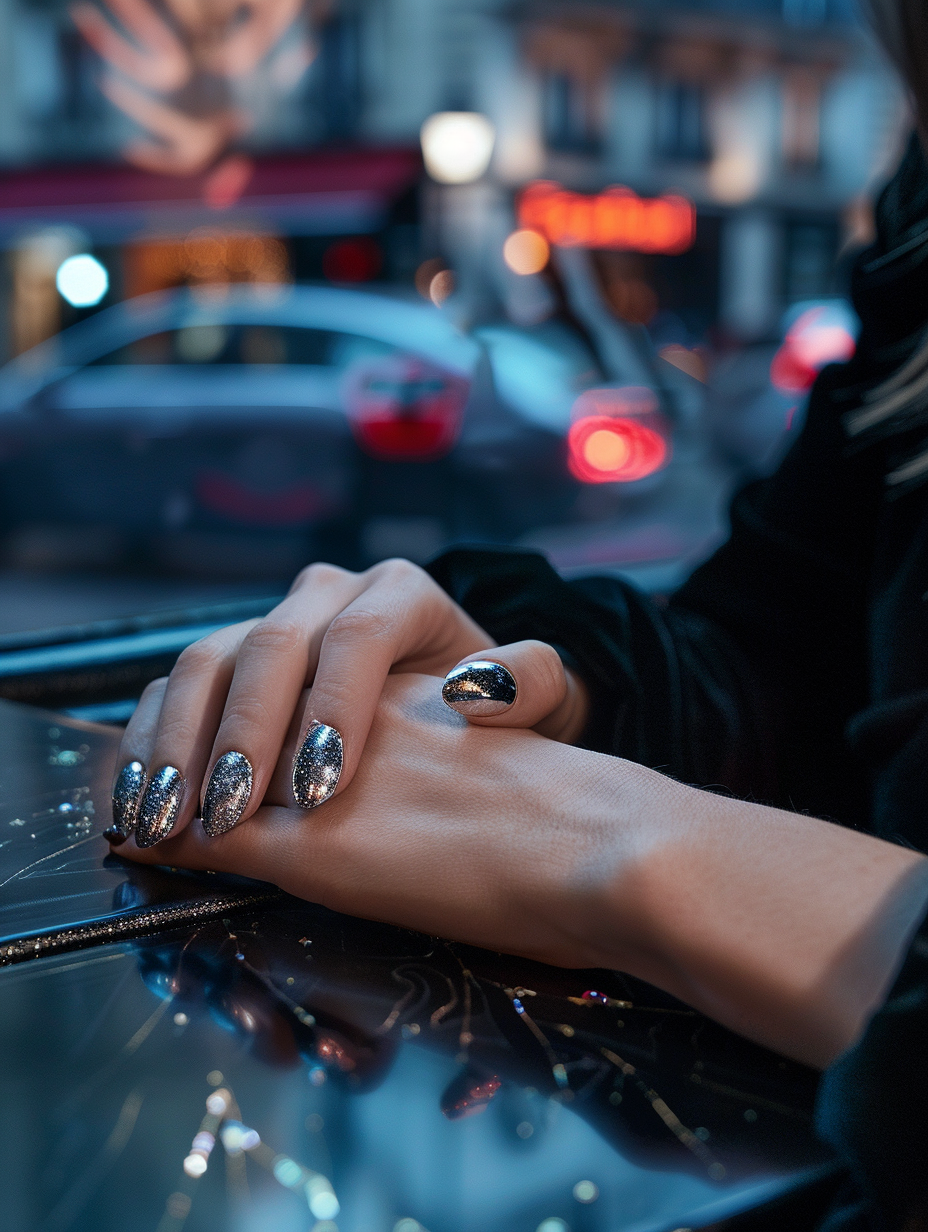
508, 748, 664, 969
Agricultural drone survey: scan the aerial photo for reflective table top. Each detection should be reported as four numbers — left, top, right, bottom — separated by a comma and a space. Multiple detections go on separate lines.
0, 701, 832, 1232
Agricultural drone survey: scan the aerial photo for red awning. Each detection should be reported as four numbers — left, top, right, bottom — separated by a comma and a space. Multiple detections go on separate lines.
0, 147, 422, 243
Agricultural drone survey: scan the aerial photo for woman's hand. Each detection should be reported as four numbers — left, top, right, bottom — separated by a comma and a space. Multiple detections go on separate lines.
110, 559, 590, 848
115, 670, 928, 1070
113, 672, 623, 967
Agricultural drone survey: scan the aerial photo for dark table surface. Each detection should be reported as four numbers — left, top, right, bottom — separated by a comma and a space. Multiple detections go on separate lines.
0, 700, 834, 1232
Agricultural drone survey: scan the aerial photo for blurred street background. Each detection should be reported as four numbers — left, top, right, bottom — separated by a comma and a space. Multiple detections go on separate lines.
0, 0, 905, 633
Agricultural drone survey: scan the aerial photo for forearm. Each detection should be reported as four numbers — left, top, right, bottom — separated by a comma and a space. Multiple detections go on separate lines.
115, 669, 928, 1072
566, 761, 928, 1068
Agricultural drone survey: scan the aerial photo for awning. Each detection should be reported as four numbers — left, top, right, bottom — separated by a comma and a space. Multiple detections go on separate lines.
0, 147, 422, 244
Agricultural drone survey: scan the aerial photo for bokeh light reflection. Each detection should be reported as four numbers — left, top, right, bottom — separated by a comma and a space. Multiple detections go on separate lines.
55, 254, 109, 307
503, 229, 550, 276
771, 303, 857, 394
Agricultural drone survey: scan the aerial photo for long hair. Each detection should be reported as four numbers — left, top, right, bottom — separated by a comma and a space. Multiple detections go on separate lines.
848, 1, 928, 486
862, 0, 928, 124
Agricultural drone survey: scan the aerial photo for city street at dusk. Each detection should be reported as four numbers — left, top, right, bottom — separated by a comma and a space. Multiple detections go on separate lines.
1, 5, 925, 1232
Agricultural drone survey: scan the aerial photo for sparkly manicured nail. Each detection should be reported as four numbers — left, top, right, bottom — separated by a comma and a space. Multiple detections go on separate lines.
111, 759, 146, 838
292, 721, 342, 809
103, 826, 128, 846
202, 751, 253, 837
135, 766, 184, 848
442, 661, 518, 717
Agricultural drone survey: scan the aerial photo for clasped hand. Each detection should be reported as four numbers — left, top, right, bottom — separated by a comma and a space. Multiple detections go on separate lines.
109, 559, 928, 1069
110, 558, 599, 963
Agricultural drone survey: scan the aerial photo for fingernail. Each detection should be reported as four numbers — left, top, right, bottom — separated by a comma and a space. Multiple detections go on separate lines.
136, 766, 184, 848
442, 661, 517, 717
103, 826, 128, 846
292, 721, 342, 809
111, 760, 146, 838
202, 751, 253, 837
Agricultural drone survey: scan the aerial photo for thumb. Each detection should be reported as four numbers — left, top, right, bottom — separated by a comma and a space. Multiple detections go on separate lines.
441, 641, 569, 730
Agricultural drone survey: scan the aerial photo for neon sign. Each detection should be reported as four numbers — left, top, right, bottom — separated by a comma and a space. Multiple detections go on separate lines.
517, 181, 696, 255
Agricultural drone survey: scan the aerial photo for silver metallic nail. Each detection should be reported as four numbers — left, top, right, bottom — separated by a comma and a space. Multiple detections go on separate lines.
202, 751, 253, 837
442, 661, 517, 717
111, 760, 146, 838
292, 721, 342, 809
136, 766, 184, 848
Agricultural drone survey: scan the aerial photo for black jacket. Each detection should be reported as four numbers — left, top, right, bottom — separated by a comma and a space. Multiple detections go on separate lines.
428, 135, 928, 1231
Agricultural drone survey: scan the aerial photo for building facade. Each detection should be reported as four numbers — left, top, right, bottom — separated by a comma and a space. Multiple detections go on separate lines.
0, 0, 905, 356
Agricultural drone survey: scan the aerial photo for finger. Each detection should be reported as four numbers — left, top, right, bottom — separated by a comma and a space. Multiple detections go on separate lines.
442, 641, 568, 729
132, 621, 258, 848
200, 564, 367, 836
113, 801, 302, 885
264, 688, 308, 807
111, 681, 305, 856
287, 561, 459, 809
108, 676, 168, 842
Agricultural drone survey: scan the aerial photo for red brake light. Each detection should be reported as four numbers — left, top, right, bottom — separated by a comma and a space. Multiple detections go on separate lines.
771, 306, 856, 394
568, 415, 669, 483
344, 356, 469, 461
323, 238, 383, 283
770, 345, 817, 394
354, 415, 457, 460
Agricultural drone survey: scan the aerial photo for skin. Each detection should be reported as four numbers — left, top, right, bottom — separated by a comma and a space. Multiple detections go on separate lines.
115, 558, 589, 837
113, 579, 928, 1070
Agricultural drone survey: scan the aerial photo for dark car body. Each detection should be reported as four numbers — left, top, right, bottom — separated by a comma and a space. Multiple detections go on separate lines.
0, 284, 720, 585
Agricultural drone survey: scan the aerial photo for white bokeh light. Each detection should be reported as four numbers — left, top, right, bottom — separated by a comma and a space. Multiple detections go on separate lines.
308, 1190, 340, 1220
55, 253, 109, 307
420, 112, 495, 184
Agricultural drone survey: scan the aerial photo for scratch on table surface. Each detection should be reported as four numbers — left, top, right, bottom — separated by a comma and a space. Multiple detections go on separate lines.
0, 830, 104, 890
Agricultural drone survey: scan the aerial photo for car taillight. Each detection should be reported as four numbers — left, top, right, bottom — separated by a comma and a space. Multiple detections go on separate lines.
344, 358, 469, 461
354, 413, 458, 460
566, 387, 670, 484
568, 415, 669, 483
770, 305, 856, 394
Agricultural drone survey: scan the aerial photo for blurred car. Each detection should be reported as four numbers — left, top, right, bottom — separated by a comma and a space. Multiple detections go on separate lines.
709, 299, 859, 482
0, 283, 716, 584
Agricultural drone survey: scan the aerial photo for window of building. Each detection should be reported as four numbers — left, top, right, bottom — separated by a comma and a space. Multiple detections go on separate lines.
782, 71, 822, 171
31, 20, 109, 159
654, 81, 710, 162
542, 72, 602, 155
782, 0, 829, 25
314, 12, 363, 141
783, 218, 839, 302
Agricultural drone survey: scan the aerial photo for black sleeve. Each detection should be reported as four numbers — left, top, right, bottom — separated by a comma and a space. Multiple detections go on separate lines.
428, 363, 881, 819
814, 911, 928, 1232
426, 542, 776, 799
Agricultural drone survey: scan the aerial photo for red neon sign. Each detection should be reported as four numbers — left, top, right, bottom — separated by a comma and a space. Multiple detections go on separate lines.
518, 181, 696, 255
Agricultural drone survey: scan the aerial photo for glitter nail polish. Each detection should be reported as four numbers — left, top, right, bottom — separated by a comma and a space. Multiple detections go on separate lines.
202, 751, 253, 837
442, 661, 518, 717
136, 766, 184, 848
111, 760, 146, 838
292, 721, 342, 809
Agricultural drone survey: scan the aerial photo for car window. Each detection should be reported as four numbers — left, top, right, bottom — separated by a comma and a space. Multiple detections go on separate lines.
87, 325, 340, 366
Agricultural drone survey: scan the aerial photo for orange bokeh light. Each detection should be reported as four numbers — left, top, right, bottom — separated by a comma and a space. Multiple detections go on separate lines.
518, 181, 696, 255
503, 228, 550, 275
583, 427, 632, 471
124, 228, 289, 297
568, 415, 669, 483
